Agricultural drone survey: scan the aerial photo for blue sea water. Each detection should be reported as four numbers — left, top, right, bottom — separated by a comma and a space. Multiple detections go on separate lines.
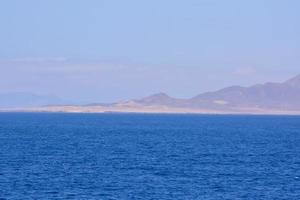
0, 113, 300, 200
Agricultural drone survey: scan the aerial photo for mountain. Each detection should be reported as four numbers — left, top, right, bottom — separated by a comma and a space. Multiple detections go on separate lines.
189, 74, 300, 111
132, 93, 185, 107
0, 92, 63, 108
125, 74, 300, 113
7, 74, 300, 114
284, 74, 300, 88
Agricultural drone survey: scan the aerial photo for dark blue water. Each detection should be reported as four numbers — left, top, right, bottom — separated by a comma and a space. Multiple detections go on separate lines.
0, 113, 300, 199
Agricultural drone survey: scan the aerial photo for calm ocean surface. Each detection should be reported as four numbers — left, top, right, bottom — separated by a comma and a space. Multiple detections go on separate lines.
0, 113, 300, 199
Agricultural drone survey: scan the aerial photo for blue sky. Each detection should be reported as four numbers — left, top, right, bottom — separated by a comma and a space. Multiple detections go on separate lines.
0, 0, 299, 102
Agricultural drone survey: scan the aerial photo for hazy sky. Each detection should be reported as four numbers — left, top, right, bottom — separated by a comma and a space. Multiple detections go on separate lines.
0, 0, 299, 102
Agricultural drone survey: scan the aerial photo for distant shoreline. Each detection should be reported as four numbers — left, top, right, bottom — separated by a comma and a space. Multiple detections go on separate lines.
1, 107, 300, 116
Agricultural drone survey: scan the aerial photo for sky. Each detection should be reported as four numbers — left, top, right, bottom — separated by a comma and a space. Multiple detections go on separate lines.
0, 0, 299, 103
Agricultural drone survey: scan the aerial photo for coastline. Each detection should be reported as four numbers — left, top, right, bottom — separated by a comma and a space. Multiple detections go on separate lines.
1, 105, 300, 116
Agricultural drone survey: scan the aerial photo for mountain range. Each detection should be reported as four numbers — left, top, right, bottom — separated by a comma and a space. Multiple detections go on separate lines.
2, 74, 300, 114
0, 93, 63, 109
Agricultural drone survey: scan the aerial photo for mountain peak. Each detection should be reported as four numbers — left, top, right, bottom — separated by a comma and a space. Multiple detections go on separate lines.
138, 92, 172, 102
133, 92, 179, 106
148, 92, 170, 98
284, 74, 300, 87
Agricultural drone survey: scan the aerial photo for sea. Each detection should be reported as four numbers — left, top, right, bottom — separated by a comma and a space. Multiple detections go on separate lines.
0, 113, 300, 200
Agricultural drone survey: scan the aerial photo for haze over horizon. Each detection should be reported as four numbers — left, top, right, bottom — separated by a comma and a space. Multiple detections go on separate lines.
1, 0, 300, 103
